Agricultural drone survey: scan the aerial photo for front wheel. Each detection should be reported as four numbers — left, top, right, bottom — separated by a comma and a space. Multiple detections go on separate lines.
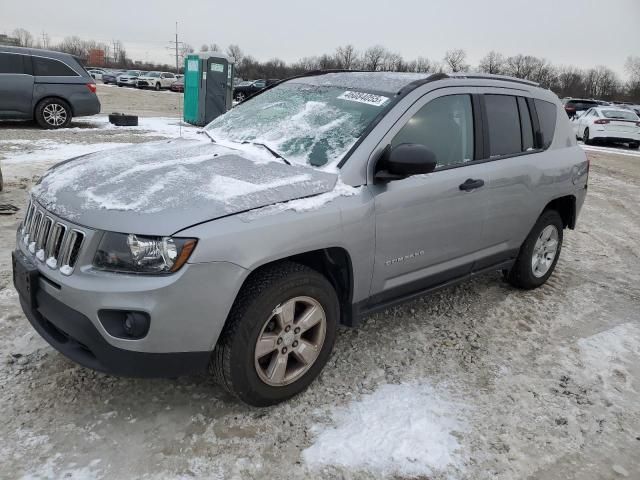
506, 210, 563, 290
234, 92, 246, 102
211, 261, 339, 406
155, 83, 161, 91
629, 142, 639, 150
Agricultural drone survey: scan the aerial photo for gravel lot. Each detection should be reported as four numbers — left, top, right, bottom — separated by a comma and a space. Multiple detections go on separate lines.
0, 86, 639, 479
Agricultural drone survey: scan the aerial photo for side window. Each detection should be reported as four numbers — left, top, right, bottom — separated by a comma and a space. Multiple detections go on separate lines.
33, 57, 78, 76
517, 97, 534, 151
485, 95, 521, 157
534, 99, 557, 149
391, 94, 474, 168
0, 53, 26, 74
165, 73, 175, 78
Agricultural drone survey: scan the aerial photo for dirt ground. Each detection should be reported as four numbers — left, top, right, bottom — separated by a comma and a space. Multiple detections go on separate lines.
0, 87, 639, 479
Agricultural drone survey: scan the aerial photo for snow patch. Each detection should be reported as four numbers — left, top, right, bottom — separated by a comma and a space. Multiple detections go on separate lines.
303, 382, 467, 477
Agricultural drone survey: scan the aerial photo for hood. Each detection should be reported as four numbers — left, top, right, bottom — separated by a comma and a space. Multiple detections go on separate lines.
32, 139, 338, 235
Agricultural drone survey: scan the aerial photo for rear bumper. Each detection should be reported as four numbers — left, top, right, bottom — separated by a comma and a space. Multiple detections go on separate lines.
590, 130, 640, 142
72, 94, 101, 117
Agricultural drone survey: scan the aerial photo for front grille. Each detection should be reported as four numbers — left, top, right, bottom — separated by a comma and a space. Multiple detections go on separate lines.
21, 200, 85, 276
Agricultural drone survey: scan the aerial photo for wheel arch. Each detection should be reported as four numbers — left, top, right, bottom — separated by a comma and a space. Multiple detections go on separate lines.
34, 95, 74, 117
235, 247, 355, 327
543, 195, 577, 230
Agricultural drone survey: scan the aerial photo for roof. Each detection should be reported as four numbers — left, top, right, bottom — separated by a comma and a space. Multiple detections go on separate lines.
287, 70, 540, 95
0, 45, 74, 60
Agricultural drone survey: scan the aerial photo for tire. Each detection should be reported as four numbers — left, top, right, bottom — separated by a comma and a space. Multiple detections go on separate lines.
583, 128, 593, 145
211, 261, 339, 407
506, 210, 563, 290
155, 83, 161, 91
629, 142, 639, 150
35, 98, 72, 129
235, 92, 246, 102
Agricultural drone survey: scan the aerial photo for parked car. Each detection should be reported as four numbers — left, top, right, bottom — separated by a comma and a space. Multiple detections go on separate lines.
88, 69, 104, 80
117, 70, 144, 87
573, 106, 640, 148
170, 78, 184, 92
562, 98, 600, 118
101, 71, 121, 85
233, 78, 279, 101
0, 46, 100, 129
136, 71, 177, 90
13, 72, 588, 406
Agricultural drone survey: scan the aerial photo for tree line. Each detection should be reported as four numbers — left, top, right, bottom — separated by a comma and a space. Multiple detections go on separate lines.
6, 28, 640, 102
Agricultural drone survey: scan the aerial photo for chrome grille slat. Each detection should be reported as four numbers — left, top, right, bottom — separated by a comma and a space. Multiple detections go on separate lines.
22, 201, 85, 275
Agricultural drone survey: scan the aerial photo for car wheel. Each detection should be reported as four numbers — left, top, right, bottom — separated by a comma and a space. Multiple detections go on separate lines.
211, 261, 339, 407
155, 83, 161, 91
583, 128, 593, 145
118, 84, 123, 87
506, 210, 563, 290
35, 98, 72, 129
235, 92, 246, 102
629, 142, 639, 149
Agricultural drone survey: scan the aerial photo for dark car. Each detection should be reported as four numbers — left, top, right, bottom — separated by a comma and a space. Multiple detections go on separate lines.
562, 98, 599, 118
170, 78, 184, 92
0, 46, 101, 129
233, 78, 280, 101
102, 71, 120, 84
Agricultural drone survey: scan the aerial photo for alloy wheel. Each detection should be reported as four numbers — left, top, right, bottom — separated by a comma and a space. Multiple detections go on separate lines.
254, 296, 327, 386
42, 104, 67, 127
531, 225, 559, 278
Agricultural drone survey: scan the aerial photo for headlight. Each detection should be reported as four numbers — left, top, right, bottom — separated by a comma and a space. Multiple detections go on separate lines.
93, 233, 197, 274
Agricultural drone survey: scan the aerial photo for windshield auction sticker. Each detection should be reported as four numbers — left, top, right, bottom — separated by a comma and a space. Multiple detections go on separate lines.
338, 91, 389, 106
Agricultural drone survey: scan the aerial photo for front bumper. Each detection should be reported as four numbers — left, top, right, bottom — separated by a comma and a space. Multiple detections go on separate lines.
13, 207, 249, 376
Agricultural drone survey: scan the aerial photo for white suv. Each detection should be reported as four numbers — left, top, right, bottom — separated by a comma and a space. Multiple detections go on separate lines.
136, 71, 177, 90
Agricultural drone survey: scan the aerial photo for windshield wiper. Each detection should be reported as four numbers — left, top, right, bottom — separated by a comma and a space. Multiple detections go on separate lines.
242, 141, 291, 165
201, 130, 216, 143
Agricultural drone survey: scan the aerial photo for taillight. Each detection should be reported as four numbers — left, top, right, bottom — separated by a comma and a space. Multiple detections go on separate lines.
565, 106, 576, 111
593, 119, 610, 125
86, 83, 97, 93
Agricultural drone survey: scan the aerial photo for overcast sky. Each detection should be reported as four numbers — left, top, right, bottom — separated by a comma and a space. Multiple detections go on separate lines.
2, 0, 639, 77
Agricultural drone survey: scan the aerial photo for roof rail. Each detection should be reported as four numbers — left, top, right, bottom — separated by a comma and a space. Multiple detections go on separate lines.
447, 72, 540, 87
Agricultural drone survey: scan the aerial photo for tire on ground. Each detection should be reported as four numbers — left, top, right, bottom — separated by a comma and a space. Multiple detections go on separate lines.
506, 209, 564, 290
211, 261, 339, 407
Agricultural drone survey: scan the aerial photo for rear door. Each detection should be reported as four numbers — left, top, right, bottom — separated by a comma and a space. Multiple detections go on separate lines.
0, 51, 34, 118
478, 92, 558, 265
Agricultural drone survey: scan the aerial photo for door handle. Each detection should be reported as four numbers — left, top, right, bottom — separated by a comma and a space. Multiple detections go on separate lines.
459, 178, 485, 191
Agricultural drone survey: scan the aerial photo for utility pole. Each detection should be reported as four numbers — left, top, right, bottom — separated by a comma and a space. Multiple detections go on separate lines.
175, 22, 179, 74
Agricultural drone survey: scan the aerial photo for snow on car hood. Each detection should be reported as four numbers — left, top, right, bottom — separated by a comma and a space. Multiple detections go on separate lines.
31, 138, 338, 235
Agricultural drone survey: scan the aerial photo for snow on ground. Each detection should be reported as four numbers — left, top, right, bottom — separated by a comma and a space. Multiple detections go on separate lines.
579, 143, 640, 158
303, 382, 468, 478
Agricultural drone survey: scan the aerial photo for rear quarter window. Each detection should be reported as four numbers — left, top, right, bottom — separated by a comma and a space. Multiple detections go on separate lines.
534, 99, 557, 149
33, 56, 79, 76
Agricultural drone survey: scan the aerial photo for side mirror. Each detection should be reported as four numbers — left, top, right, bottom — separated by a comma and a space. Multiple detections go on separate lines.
375, 143, 437, 181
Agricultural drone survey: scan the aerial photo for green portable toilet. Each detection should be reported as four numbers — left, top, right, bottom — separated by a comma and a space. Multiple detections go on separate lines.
184, 52, 235, 126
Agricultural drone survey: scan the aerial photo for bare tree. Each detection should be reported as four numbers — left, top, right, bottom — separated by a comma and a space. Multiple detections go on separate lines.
478, 51, 505, 74
363, 45, 386, 71
625, 56, 640, 82
12, 28, 34, 47
444, 49, 468, 73
227, 44, 244, 64
335, 45, 357, 69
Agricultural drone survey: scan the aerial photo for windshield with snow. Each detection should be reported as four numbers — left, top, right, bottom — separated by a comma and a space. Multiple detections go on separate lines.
205, 82, 391, 168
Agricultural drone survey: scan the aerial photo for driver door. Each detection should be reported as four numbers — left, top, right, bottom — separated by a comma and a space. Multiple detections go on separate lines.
368, 88, 492, 304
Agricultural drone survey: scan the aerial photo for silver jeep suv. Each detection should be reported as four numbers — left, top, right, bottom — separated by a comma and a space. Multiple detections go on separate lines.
13, 72, 588, 406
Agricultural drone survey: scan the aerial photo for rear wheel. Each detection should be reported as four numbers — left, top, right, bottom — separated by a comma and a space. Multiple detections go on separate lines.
211, 261, 339, 406
35, 98, 72, 129
629, 142, 639, 149
583, 128, 593, 145
506, 210, 563, 290
235, 92, 246, 102
155, 82, 161, 91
